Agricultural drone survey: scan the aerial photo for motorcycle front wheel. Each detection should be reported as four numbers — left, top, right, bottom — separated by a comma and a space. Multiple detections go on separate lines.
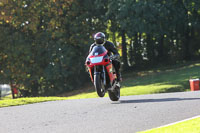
94, 73, 105, 97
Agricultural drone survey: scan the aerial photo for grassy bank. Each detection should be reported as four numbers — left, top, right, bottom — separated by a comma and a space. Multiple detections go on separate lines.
65, 62, 200, 99
0, 97, 68, 108
0, 61, 200, 108
120, 62, 200, 96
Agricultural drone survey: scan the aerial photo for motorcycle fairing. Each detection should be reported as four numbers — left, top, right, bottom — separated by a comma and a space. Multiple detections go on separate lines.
86, 45, 116, 85
86, 46, 109, 67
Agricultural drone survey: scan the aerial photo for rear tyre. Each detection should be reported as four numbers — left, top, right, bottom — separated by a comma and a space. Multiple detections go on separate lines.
108, 85, 120, 101
94, 73, 105, 97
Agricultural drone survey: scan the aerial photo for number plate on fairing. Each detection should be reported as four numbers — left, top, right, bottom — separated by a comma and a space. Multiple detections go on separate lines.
90, 56, 103, 63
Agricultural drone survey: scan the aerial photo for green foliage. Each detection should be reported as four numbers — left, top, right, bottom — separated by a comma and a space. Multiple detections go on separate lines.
0, 0, 107, 96
106, 0, 200, 66
0, 0, 200, 96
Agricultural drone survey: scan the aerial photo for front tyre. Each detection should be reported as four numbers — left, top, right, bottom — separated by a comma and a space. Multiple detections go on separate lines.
108, 85, 120, 101
94, 73, 105, 97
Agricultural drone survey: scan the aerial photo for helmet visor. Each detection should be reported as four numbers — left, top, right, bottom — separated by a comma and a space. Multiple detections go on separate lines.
95, 38, 104, 45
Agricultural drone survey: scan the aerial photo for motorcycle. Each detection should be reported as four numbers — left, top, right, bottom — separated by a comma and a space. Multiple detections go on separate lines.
85, 45, 120, 101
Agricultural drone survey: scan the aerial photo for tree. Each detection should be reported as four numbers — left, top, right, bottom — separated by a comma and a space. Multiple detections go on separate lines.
0, 0, 109, 96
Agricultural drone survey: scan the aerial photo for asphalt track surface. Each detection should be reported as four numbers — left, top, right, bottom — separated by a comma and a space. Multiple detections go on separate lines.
0, 91, 200, 133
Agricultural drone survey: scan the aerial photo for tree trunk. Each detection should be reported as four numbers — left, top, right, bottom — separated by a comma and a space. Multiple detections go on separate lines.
31, 80, 39, 97
158, 35, 164, 62
121, 30, 129, 69
146, 34, 155, 65
184, 26, 192, 60
129, 39, 134, 66
133, 33, 143, 66
112, 31, 117, 47
10, 81, 15, 99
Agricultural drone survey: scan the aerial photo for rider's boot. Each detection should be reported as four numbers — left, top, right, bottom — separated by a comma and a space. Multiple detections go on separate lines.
116, 71, 122, 82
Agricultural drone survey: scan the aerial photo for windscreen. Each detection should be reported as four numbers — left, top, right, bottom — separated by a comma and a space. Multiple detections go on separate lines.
89, 46, 107, 56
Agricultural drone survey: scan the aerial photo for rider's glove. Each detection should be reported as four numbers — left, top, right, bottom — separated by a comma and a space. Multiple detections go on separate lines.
110, 54, 120, 60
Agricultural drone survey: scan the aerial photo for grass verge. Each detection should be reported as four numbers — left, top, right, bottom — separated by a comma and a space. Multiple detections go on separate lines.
65, 62, 200, 98
139, 117, 200, 133
0, 97, 68, 108
0, 61, 200, 108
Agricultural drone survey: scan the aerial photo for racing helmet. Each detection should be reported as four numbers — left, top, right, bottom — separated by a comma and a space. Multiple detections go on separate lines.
94, 32, 106, 45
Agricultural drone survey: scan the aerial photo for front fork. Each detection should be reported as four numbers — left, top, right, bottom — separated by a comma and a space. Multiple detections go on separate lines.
94, 66, 106, 86
102, 66, 106, 85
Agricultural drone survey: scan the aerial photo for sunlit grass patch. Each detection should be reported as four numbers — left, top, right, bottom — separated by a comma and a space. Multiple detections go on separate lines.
139, 117, 200, 133
0, 97, 68, 108
121, 84, 183, 96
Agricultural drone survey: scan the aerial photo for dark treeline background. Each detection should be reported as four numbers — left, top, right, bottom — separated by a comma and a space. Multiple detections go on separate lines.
0, 0, 200, 96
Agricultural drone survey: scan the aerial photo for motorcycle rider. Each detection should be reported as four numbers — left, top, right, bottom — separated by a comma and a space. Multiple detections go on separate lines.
89, 32, 122, 82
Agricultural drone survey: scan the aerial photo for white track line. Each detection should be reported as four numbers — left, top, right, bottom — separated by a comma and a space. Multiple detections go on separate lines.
143, 115, 200, 132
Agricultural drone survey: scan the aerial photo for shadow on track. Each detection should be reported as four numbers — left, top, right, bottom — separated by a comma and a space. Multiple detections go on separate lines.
113, 98, 200, 104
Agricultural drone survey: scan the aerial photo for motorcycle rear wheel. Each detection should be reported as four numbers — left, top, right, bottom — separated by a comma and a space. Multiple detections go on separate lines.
108, 85, 120, 101
94, 73, 105, 97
